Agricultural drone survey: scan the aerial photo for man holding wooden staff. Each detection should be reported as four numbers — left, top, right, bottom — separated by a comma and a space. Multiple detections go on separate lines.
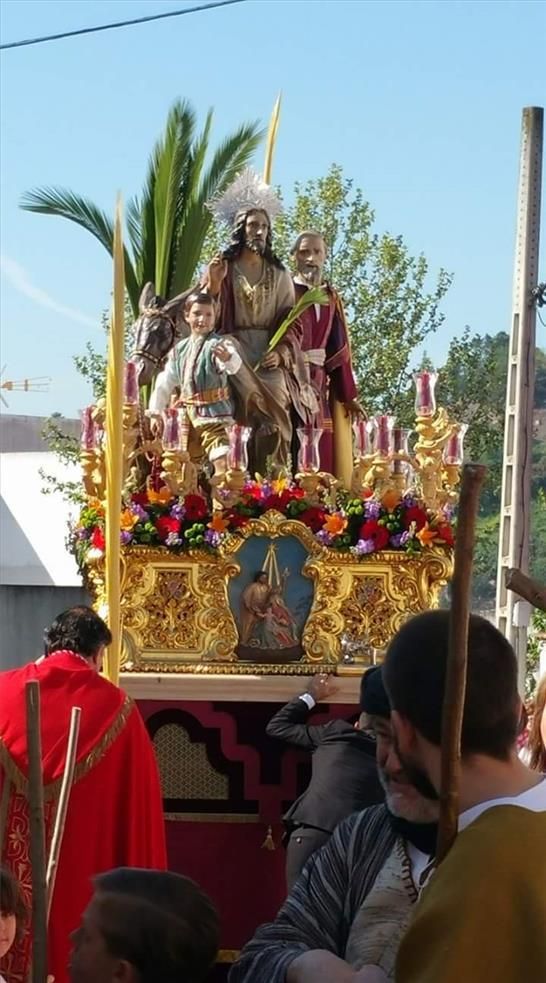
357, 609, 546, 983
0, 606, 167, 983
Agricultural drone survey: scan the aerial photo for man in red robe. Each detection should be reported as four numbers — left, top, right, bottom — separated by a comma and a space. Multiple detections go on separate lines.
291, 231, 363, 483
0, 606, 167, 983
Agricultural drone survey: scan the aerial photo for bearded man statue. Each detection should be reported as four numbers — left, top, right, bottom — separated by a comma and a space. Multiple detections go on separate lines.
204, 169, 316, 472
291, 230, 364, 485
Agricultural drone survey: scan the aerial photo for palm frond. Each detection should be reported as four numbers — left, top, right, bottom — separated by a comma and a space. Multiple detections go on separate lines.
126, 196, 142, 263
167, 109, 213, 293
20, 186, 140, 313
21, 186, 115, 251
267, 288, 329, 352
153, 100, 195, 296
169, 121, 264, 294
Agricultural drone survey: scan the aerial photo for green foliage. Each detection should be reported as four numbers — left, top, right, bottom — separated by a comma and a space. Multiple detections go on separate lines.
21, 100, 263, 315
526, 607, 546, 698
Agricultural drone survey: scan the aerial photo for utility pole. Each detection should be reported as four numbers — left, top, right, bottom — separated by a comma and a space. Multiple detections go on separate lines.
496, 107, 543, 693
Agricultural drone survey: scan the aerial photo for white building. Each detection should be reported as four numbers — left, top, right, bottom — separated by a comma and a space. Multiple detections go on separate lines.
0, 415, 88, 670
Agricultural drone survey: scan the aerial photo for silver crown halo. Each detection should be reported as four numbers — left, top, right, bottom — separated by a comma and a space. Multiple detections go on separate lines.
207, 167, 283, 227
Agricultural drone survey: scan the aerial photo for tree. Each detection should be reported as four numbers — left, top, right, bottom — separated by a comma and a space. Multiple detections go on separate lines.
271, 165, 453, 417
21, 100, 263, 315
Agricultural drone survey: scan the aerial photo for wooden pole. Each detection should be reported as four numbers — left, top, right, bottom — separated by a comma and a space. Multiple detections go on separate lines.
46, 706, 81, 922
436, 463, 487, 864
104, 197, 126, 685
505, 568, 546, 612
26, 681, 48, 983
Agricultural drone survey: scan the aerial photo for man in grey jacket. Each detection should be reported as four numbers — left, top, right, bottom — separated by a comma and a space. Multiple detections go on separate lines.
267, 671, 384, 887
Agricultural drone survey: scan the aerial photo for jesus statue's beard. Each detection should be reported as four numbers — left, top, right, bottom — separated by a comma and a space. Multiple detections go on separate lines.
245, 237, 266, 255
300, 265, 322, 286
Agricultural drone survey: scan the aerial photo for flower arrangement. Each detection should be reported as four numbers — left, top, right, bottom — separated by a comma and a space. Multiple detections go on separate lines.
72, 478, 454, 569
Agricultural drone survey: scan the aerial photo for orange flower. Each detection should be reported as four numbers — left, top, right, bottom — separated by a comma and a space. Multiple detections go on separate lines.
416, 523, 437, 547
147, 485, 172, 505
381, 489, 401, 511
88, 497, 105, 516
120, 509, 139, 531
207, 514, 229, 534
323, 513, 348, 536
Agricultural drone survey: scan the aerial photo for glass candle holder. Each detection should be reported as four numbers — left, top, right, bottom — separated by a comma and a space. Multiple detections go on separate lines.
80, 406, 97, 450
353, 419, 374, 457
392, 427, 412, 475
373, 415, 395, 457
227, 424, 252, 471
414, 370, 438, 417
443, 423, 468, 466
162, 408, 180, 450
297, 426, 323, 473
178, 412, 190, 454
124, 361, 139, 404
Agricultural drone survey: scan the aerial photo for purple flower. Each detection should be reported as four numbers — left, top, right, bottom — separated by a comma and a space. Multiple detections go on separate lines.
315, 529, 334, 546
77, 528, 90, 540
170, 502, 186, 520
130, 502, 149, 521
204, 529, 221, 547
402, 493, 418, 508
353, 538, 375, 555
389, 531, 410, 548
364, 500, 381, 519
120, 530, 133, 545
165, 531, 182, 546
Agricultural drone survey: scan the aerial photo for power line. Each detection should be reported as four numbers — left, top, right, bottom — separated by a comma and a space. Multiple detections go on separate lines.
0, 0, 247, 51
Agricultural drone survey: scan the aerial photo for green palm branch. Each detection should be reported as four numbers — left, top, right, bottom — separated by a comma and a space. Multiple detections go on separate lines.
20, 99, 263, 317
267, 287, 330, 352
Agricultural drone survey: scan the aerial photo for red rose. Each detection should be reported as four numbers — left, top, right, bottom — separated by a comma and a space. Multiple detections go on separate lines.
299, 506, 327, 532
225, 510, 249, 529
156, 516, 180, 541
403, 506, 428, 531
243, 483, 263, 501
90, 527, 105, 551
183, 494, 208, 521
436, 523, 454, 547
359, 519, 390, 551
131, 492, 149, 507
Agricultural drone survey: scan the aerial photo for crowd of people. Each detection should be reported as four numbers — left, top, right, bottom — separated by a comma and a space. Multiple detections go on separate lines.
1, 605, 545, 982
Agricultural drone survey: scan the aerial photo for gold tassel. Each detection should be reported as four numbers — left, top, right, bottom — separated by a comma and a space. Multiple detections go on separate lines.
261, 825, 276, 850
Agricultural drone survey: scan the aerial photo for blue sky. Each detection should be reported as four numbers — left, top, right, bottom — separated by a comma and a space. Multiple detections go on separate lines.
1, 0, 545, 418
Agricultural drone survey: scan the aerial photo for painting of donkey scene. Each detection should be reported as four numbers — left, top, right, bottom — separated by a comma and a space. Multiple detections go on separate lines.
229, 535, 314, 663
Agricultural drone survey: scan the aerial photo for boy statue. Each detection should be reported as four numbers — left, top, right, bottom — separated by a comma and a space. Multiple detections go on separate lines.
149, 291, 242, 475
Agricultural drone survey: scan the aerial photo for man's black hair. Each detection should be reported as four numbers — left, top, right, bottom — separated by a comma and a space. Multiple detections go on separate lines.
44, 606, 112, 660
383, 610, 520, 760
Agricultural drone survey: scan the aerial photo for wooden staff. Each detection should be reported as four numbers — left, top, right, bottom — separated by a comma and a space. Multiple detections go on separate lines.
26, 681, 48, 983
505, 568, 546, 612
46, 706, 81, 922
436, 463, 487, 863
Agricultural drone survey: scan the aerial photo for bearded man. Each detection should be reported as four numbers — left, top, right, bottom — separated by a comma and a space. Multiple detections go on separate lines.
205, 170, 316, 470
292, 231, 363, 484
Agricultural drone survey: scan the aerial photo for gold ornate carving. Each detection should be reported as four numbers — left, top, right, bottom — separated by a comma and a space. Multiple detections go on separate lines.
153, 723, 229, 800
86, 511, 453, 675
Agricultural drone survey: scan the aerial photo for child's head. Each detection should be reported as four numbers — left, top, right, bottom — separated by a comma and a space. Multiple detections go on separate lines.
0, 866, 27, 958
184, 292, 216, 337
69, 867, 219, 983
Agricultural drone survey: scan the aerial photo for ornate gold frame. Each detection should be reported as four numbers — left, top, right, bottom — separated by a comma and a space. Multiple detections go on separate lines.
86, 511, 453, 675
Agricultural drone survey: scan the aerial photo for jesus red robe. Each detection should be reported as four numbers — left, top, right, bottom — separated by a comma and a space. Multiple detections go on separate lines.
0, 652, 167, 983
294, 281, 358, 477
